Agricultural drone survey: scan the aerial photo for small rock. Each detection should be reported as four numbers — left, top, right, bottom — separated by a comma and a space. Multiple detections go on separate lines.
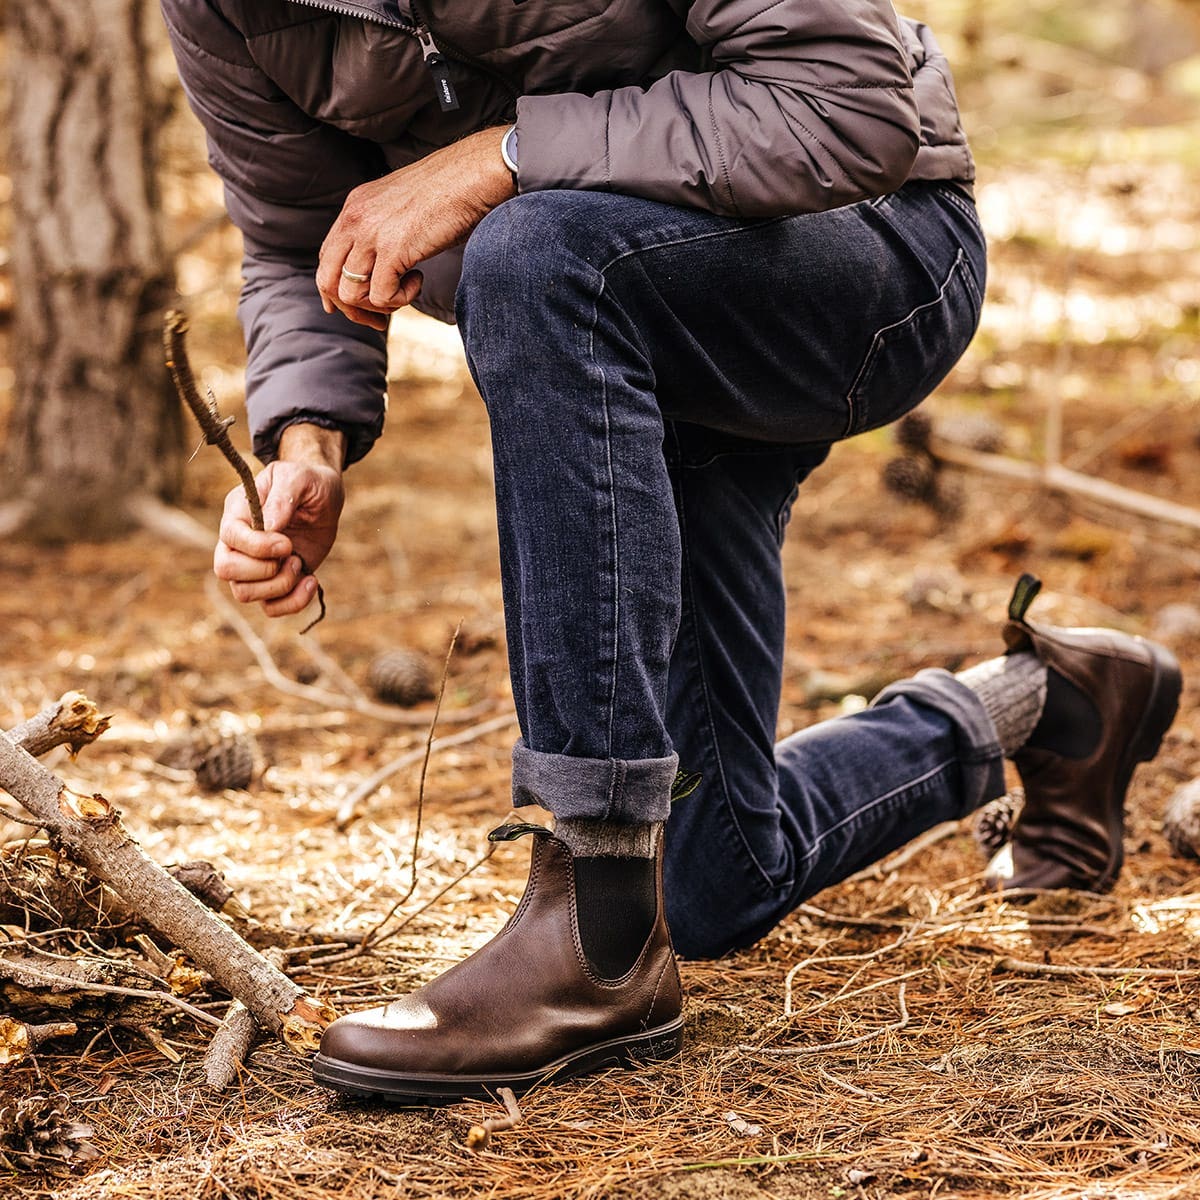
1153, 603, 1200, 644
1163, 779, 1200, 860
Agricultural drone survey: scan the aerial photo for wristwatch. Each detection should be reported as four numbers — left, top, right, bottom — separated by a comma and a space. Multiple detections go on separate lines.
500, 124, 519, 189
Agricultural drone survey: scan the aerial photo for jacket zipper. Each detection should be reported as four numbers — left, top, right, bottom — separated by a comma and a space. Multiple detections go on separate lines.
285, 0, 516, 113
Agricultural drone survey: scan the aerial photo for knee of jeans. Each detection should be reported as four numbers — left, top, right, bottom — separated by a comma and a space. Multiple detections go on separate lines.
457, 192, 617, 332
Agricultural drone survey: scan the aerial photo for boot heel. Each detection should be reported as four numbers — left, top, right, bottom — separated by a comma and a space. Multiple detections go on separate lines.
1134, 643, 1182, 765
618, 1019, 685, 1066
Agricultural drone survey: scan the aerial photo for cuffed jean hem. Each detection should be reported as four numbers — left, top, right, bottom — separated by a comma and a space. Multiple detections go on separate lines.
511, 740, 680, 823
872, 668, 1006, 813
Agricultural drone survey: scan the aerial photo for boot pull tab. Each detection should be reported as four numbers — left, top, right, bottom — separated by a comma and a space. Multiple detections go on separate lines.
488, 821, 551, 843
1008, 573, 1043, 623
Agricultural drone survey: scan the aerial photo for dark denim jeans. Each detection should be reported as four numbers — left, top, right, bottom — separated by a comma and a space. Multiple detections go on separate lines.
456, 182, 1004, 957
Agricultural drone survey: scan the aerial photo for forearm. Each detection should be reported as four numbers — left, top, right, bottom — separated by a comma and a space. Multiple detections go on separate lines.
277, 423, 347, 472
239, 248, 388, 466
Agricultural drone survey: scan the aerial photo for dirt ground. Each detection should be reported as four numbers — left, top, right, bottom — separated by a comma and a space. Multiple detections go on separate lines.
4, 16, 1200, 1197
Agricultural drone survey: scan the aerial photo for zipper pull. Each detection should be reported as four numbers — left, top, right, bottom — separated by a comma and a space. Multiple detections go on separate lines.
415, 24, 460, 113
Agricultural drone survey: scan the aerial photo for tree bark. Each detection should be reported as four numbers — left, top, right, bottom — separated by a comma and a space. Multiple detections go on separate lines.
3, 0, 183, 541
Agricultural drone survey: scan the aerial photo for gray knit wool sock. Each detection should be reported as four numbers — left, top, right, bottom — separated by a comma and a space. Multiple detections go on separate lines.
553, 818, 662, 859
956, 651, 1048, 757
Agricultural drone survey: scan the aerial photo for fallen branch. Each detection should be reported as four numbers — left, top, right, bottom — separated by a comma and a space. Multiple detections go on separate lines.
465, 1087, 522, 1152
6, 694, 110, 760
927, 436, 1200, 534
203, 1001, 260, 1090
0, 953, 220, 1028
995, 956, 1200, 980
0, 1017, 77, 1066
0, 729, 335, 1051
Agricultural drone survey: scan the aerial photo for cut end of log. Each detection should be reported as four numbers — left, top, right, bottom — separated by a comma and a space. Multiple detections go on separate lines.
0, 1018, 78, 1066
55, 693, 111, 757
280, 996, 339, 1055
58, 789, 115, 824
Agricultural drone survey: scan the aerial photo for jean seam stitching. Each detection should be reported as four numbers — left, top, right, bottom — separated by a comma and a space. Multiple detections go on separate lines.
587, 274, 622, 762
675, 469, 780, 894
798, 759, 956, 865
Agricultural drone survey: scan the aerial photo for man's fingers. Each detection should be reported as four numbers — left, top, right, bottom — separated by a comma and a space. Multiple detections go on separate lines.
369, 267, 422, 312
228, 556, 305, 603
261, 575, 320, 619
218, 516, 290, 560
337, 253, 376, 307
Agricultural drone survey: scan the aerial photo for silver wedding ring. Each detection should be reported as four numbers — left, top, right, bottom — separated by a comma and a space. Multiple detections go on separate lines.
340, 266, 371, 283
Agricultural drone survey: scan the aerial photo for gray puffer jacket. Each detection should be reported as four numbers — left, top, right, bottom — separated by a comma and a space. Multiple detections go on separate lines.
161, 0, 975, 464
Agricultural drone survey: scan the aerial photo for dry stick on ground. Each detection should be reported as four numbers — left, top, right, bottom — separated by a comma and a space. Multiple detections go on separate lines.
0, 1017, 77, 1066
356, 627, 459, 952
203, 1001, 259, 1089
465, 1087, 522, 1152
0, 702, 336, 1053
925, 436, 1200, 534
164, 309, 325, 633
205, 575, 496, 727
995, 957, 1200, 980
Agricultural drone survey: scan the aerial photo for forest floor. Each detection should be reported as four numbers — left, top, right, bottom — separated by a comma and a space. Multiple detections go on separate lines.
4, 29, 1200, 1200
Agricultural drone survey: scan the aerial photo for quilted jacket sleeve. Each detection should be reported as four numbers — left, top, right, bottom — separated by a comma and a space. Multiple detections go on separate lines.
516, 0, 922, 218
161, 0, 388, 465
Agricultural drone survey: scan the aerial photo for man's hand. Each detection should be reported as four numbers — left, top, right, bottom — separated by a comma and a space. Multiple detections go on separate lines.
316, 126, 514, 330
213, 424, 347, 618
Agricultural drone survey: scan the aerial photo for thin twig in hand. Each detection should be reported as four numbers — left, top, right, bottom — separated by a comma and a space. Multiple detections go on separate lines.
163, 311, 263, 532
356, 625, 460, 952
465, 1087, 522, 1152
165, 310, 327, 631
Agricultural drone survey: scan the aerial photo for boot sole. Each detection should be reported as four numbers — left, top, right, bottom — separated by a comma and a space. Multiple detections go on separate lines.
1095, 640, 1182, 890
312, 1016, 685, 1104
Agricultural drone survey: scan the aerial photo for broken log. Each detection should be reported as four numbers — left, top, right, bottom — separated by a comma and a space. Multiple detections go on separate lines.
7, 694, 110, 760
0, 1017, 77, 1066
0, 729, 336, 1051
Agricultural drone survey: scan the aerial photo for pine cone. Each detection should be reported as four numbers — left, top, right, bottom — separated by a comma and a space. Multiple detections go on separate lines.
895, 410, 934, 452
194, 735, 256, 792
0, 1092, 99, 1175
367, 649, 436, 706
882, 453, 938, 504
973, 789, 1024, 857
1163, 779, 1200, 860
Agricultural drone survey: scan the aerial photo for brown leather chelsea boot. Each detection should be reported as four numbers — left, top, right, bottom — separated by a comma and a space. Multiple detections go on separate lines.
985, 575, 1182, 893
312, 823, 684, 1102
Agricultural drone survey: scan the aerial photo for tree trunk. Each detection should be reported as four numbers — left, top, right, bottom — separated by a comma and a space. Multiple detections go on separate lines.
3, 0, 182, 541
